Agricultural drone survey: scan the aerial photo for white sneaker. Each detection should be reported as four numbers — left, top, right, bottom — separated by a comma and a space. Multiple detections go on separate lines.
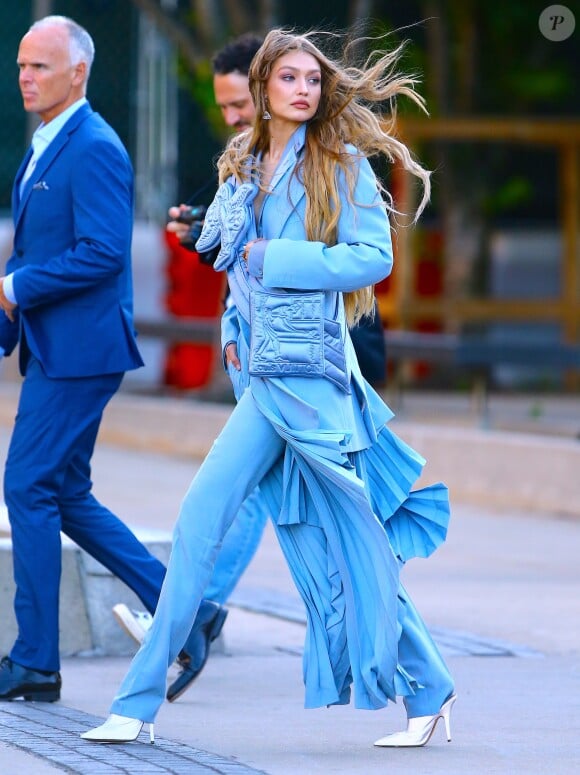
112, 604, 153, 645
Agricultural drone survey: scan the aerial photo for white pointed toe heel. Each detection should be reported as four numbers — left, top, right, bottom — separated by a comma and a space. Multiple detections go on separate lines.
374, 693, 457, 748
81, 713, 155, 744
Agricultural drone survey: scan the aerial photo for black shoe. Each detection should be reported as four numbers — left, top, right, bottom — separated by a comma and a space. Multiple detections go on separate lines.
166, 600, 228, 702
0, 656, 61, 702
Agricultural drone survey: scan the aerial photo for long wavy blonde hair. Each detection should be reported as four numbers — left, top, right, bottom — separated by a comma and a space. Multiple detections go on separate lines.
217, 28, 430, 325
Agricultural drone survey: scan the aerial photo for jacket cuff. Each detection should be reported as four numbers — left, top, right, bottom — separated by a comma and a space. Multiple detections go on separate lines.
247, 241, 267, 278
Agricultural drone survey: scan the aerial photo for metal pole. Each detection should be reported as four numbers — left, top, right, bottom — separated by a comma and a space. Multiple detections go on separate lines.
24, 0, 54, 142
32, 0, 53, 20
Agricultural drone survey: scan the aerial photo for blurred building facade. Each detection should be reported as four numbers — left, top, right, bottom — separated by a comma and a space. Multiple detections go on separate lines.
0, 1, 578, 395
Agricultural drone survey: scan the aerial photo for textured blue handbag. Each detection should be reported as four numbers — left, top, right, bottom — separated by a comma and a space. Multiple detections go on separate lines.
248, 290, 350, 392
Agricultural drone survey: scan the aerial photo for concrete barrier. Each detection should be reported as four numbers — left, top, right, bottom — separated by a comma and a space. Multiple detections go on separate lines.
394, 422, 580, 518
95, 389, 580, 520
0, 382, 578, 519
0, 525, 172, 657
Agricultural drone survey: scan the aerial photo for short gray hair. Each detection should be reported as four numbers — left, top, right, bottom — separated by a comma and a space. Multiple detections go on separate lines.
30, 15, 95, 78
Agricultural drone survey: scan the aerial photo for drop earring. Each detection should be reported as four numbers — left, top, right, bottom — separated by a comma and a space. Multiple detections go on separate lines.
263, 98, 271, 120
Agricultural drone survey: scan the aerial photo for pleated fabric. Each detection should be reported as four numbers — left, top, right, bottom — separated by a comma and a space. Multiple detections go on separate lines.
361, 425, 450, 562
109, 374, 451, 722
251, 378, 450, 711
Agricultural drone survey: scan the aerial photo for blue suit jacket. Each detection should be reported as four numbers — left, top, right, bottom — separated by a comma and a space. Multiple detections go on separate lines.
0, 102, 143, 377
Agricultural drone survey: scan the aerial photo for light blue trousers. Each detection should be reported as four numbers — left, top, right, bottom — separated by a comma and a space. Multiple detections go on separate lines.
111, 390, 452, 722
203, 486, 268, 603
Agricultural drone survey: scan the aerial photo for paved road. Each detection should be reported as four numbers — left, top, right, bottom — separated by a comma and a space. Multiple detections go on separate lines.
0, 393, 579, 774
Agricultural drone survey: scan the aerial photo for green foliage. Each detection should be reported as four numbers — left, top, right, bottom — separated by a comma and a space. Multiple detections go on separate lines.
176, 57, 229, 140
446, 2, 575, 114
482, 176, 533, 217
504, 69, 574, 107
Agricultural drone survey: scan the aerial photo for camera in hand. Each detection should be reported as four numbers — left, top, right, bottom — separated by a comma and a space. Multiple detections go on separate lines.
174, 204, 207, 225
171, 203, 218, 264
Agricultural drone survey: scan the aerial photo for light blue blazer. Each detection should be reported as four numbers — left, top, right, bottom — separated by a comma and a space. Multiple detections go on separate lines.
199, 124, 394, 440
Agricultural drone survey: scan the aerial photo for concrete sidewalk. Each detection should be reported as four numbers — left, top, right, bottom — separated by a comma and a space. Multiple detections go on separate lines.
0, 387, 579, 773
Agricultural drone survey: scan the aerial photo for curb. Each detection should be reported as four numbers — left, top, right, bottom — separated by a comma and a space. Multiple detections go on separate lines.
0, 383, 578, 518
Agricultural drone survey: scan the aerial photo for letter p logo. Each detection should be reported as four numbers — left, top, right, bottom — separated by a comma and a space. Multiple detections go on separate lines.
539, 5, 575, 40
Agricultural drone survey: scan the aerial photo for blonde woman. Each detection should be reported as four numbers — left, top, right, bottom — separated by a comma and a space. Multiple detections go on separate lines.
83, 28, 455, 749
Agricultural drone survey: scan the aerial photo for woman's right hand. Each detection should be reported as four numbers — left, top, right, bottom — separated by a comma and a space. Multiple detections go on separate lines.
225, 342, 241, 371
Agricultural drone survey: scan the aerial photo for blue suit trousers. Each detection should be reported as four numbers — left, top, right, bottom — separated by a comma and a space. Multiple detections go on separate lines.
4, 357, 166, 672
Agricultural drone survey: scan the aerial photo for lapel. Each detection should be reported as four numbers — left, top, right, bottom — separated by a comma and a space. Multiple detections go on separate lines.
14, 103, 93, 230
12, 147, 34, 216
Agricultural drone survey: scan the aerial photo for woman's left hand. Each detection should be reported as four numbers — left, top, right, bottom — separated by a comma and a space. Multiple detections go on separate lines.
242, 238, 266, 263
